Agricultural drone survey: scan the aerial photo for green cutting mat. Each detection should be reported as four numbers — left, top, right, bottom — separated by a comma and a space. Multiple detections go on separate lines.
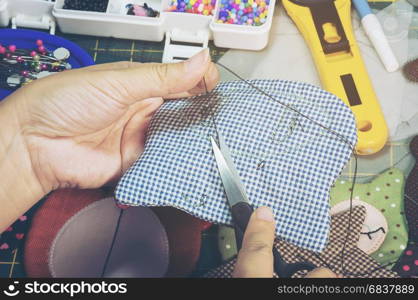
1, 1, 417, 278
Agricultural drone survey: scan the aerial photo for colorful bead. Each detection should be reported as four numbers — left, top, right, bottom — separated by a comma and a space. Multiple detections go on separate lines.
216, 0, 268, 26
167, 0, 216, 15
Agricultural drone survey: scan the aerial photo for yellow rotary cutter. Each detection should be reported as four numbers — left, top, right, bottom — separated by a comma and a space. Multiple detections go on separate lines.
282, 0, 388, 155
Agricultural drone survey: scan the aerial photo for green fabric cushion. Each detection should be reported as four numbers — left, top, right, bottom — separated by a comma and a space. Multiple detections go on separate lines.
330, 168, 408, 266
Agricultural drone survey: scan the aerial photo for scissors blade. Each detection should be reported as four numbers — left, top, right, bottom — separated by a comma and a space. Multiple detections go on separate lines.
210, 135, 250, 208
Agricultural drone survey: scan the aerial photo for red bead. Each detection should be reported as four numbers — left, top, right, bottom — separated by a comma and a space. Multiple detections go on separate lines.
36, 39, 43, 46
30, 51, 37, 57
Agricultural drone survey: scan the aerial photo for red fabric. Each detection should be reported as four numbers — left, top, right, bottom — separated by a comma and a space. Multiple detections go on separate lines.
152, 207, 210, 277
24, 188, 210, 278
24, 188, 107, 277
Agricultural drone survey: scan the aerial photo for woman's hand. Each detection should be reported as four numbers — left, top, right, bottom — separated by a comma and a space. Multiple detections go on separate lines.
0, 49, 219, 231
233, 206, 339, 278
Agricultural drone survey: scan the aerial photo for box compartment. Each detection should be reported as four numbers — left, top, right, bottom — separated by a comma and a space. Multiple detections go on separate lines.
53, 0, 164, 41
0, 0, 278, 60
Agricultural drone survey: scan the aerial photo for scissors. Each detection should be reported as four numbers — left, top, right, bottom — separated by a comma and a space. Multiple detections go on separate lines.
210, 130, 316, 278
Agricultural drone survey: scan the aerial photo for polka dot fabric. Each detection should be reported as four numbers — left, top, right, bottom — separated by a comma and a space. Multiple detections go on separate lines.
116, 80, 357, 252
330, 169, 408, 266
393, 244, 418, 277
404, 136, 418, 242
204, 206, 399, 278
0, 214, 29, 253
393, 135, 418, 278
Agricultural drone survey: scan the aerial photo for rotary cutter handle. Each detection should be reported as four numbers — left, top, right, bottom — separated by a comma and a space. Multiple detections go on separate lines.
282, 0, 388, 155
231, 202, 316, 278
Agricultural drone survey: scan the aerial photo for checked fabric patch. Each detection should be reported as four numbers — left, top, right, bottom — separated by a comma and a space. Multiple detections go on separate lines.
116, 80, 357, 251
204, 206, 399, 278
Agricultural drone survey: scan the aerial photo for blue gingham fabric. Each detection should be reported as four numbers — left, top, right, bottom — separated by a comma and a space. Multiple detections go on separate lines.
115, 80, 357, 252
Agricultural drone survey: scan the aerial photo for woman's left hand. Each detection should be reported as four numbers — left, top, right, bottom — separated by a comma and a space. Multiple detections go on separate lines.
0, 49, 218, 231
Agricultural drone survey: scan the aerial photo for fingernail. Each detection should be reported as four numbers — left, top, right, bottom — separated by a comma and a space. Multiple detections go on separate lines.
256, 206, 274, 222
185, 49, 210, 72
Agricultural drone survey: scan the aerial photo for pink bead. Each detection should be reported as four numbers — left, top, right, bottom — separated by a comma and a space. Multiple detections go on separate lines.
30, 51, 37, 57
8, 45, 16, 52
402, 265, 410, 271
21, 70, 29, 77
38, 46, 46, 53
406, 250, 413, 256
16, 56, 23, 62
41, 64, 48, 70
5, 53, 11, 58
0, 46, 5, 54
415, 260, 418, 266
36, 39, 43, 46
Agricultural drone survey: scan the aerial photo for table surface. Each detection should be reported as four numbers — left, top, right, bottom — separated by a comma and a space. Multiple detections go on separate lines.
1, 1, 417, 278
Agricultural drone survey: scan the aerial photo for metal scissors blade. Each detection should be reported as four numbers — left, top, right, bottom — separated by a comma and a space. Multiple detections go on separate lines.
210, 133, 250, 208
210, 130, 316, 277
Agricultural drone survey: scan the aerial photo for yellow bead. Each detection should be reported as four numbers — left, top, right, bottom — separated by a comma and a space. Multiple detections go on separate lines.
235, 0, 241, 3
203, 9, 209, 15
254, 17, 260, 22
260, 2, 266, 7
248, 0, 253, 4
190, 0, 196, 4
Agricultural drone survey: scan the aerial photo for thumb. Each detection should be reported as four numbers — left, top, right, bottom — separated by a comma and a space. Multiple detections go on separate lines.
233, 206, 276, 278
101, 49, 212, 105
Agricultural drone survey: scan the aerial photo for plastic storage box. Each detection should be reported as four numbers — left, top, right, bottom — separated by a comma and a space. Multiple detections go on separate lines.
0, 0, 276, 62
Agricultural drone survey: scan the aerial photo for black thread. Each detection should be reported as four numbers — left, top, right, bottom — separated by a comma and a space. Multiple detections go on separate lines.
101, 208, 124, 277
361, 227, 386, 240
214, 62, 410, 278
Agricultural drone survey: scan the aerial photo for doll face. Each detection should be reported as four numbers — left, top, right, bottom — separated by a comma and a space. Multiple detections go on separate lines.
330, 199, 388, 255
